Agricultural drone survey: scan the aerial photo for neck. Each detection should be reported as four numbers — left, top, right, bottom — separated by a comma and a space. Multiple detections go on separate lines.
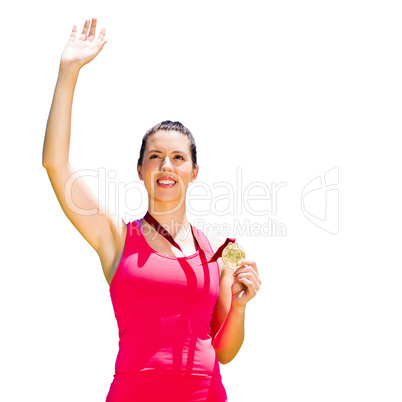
146, 203, 190, 238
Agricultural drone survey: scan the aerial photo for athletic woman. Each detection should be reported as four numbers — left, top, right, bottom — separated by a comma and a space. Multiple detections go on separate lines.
42, 18, 262, 402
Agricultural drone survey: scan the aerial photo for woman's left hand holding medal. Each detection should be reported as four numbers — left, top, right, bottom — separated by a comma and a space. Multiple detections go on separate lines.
231, 259, 262, 309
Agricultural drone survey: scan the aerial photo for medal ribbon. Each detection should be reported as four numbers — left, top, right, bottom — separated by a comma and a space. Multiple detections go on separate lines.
143, 212, 235, 263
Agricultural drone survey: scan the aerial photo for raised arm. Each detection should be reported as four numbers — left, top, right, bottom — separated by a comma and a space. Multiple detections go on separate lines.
43, 18, 107, 168
42, 19, 125, 284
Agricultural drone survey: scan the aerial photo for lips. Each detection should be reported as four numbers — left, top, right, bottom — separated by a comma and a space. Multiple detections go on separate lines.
158, 179, 176, 185
156, 176, 177, 188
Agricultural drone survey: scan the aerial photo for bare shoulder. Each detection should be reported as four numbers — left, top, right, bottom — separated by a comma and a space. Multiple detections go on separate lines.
206, 235, 224, 254
206, 235, 227, 278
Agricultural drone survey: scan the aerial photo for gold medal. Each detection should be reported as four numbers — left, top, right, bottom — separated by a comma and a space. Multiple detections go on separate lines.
222, 242, 246, 269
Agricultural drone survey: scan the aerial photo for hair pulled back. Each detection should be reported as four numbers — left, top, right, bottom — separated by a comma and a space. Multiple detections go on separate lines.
138, 121, 197, 169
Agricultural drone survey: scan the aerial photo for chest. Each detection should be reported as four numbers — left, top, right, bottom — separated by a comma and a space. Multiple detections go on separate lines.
142, 230, 198, 258
113, 252, 220, 313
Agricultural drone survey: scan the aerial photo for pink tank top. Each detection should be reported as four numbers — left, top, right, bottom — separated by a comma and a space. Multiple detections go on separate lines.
109, 219, 223, 377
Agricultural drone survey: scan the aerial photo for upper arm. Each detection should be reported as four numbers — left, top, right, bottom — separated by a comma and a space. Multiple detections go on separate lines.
44, 163, 123, 258
208, 236, 234, 340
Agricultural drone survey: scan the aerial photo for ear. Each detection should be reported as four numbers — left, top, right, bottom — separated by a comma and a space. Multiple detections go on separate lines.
190, 165, 199, 183
137, 164, 143, 180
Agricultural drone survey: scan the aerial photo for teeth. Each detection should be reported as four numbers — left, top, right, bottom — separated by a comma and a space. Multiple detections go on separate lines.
158, 180, 175, 185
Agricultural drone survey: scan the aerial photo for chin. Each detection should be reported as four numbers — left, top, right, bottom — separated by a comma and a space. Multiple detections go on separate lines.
150, 193, 185, 207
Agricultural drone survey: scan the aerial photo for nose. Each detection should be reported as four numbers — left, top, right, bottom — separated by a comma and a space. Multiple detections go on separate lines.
160, 156, 173, 172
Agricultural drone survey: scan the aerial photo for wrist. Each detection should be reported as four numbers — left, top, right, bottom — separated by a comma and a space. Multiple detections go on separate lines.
230, 303, 246, 314
59, 61, 81, 77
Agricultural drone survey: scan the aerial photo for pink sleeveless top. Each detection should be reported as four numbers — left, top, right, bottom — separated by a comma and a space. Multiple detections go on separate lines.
106, 220, 228, 402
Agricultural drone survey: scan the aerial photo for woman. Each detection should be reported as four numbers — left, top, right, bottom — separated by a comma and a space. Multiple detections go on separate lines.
42, 18, 262, 402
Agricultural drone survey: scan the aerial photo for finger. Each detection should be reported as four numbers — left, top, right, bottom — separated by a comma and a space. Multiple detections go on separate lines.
234, 262, 257, 276
237, 277, 258, 295
234, 267, 262, 287
97, 27, 106, 42
236, 271, 260, 287
69, 25, 77, 42
237, 259, 255, 267
79, 19, 91, 41
100, 40, 108, 50
237, 259, 258, 273
87, 17, 97, 41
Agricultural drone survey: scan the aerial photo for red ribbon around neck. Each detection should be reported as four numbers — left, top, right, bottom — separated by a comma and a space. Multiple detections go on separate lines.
143, 212, 235, 263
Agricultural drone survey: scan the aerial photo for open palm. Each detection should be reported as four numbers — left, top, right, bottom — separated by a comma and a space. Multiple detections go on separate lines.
61, 18, 107, 68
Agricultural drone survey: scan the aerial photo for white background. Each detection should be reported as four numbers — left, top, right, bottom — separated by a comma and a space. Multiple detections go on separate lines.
1, 1, 401, 401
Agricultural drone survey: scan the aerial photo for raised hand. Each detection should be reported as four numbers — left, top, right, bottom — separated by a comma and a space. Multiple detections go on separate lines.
60, 18, 107, 69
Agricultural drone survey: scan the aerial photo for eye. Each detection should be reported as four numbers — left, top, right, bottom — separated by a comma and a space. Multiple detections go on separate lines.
149, 154, 160, 159
174, 155, 184, 160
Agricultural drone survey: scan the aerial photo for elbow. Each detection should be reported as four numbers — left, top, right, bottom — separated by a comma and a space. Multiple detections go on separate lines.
213, 337, 240, 365
42, 152, 55, 170
42, 157, 66, 171
42, 152, 51, 169
42, 160, 54, 172
42, 149, 61, 170
216, 350, 235, 365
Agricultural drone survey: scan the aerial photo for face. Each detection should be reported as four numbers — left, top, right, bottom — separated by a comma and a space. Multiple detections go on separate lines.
137, 130, 199, 212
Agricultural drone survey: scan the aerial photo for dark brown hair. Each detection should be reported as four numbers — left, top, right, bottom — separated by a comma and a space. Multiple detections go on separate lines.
138, 121, 197, 168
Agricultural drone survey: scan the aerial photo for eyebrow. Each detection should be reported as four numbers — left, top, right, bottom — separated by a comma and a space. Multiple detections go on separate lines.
147, 150, 186, 154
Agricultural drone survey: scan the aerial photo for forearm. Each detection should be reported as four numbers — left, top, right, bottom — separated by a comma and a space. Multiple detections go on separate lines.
212, 304, 246, 364
42, 64, 80, 169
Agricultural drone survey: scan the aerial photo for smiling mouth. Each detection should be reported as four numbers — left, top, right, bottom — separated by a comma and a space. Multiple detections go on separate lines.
157, 179, 176, 185
156, 177, 177, 187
